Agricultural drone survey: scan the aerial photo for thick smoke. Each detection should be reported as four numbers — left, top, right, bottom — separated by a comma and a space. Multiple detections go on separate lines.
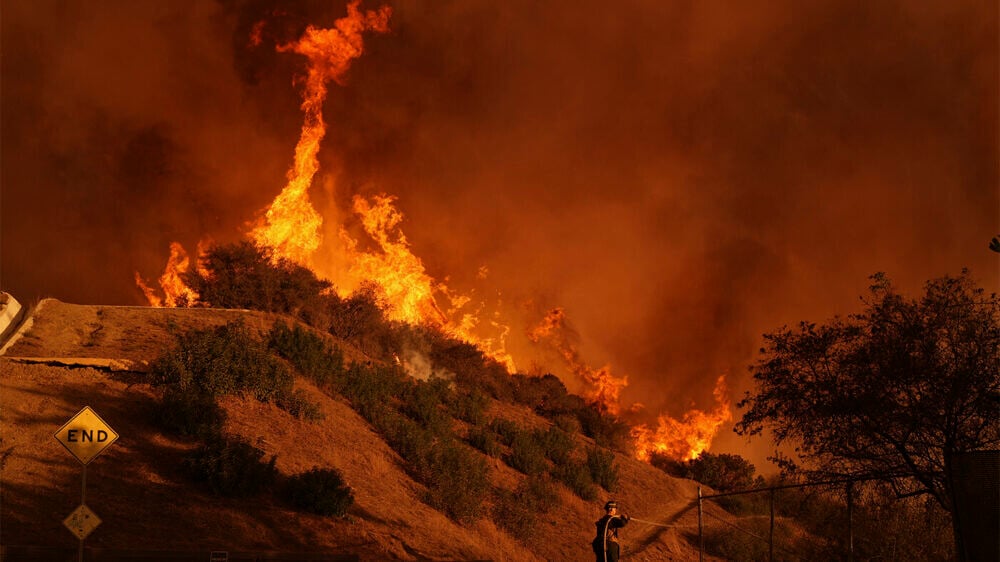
3, 0, 996, 465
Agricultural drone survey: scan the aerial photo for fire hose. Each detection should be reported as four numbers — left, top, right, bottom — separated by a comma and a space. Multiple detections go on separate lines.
627, 516, 689, 528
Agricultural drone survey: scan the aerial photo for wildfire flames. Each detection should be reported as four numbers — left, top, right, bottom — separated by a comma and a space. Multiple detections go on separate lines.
528, 308, 628, 415
250, 0, 391, 265
135, 242, 199, 308
137, 0, 731, 462
631, 375, 732, 462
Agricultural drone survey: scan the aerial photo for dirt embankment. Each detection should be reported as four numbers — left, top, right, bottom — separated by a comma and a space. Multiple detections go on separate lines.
1, 300, 714, 560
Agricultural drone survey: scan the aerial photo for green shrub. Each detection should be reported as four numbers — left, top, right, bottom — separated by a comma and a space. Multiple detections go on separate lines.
328, 283, 396, 358
155, 385, 226, 439
651, 452, 757, 493
576, 406, 631, 452
284, 467, 354, 517
535, 426, 575, 466
423, 440, 490, 523
555, 459, 598, 501
431, 338, 515, 401
341, 362, 406, 412
449, 389, 489, 426
553, 414, 582, 435
276, 388, 324, 421
371, 405, 488, 523
491, 488, 537, 539
183, 241, 335, 327
268, 322, 344, 389
382, 413, 435, 472
523, 473, 560, 512
492, 473, 562, 539
401, 378, 451, 433
467, 426, 502, 458
506, 431, 547, 475
184, 437, 277, 497
152, 321, 294, 403
488, 418, 522, 446
586, 447, 619, 492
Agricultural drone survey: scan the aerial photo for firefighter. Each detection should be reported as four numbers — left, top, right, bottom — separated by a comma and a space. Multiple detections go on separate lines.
592, 500, 630, 562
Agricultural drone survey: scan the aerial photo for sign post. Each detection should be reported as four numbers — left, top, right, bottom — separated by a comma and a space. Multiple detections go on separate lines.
55, 406, 119, 562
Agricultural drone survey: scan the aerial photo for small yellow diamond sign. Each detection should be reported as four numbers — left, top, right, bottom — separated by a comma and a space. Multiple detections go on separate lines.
54, 406, 119, 465
63, 504, 101, 540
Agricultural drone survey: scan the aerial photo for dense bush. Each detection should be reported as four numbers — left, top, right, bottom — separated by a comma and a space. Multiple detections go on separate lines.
430, 338, 514, 402
491, 474, 560, 540
555, 459, 598, 501
535, 426, 575, 466
183, 241, 335, 327
651, 452, 758, 493
449, 389, 489, 426
522, 473, 561, 513
586, 447, 619, 492
268, 322, 344, 389
422, 440, 491, 523
506, 430, 548, 476
153, 322, 291, 400
155, 386, 226, 438
283, 467, 354, 517
276, 388, 324, 421
467, 426, 503, 458
488, 418, 522, 446
152, 321, 321, 419
576, 406, 632, 452
401, 378, 452, 432
328, 283, 401, 359
553, 414, 582, 435
381, 411, 436, 471
491, 488, 537, 539
340, 362, 406, 412
511, 374, 582, 415
184, 437, 277, 497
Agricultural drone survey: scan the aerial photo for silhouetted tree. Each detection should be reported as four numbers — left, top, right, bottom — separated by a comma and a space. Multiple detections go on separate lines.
737, 270, 1000, 558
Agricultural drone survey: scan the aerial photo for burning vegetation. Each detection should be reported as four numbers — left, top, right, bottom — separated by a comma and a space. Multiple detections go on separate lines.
135, 0, 731, 463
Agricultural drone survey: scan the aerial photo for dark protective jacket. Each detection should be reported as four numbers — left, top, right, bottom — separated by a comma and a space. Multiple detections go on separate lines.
592, 514, 629, 562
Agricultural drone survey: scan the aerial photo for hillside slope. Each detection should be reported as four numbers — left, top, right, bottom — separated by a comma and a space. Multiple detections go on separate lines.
1, 300, 720, 560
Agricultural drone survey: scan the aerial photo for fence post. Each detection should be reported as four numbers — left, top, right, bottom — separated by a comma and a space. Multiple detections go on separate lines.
698, 487, 704, 562
769, 487, 775, 562
847, 480, 855, 562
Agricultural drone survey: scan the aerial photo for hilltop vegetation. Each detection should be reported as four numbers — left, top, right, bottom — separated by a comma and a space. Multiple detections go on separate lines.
148, 241, 971, 559
181, 241, 632, 450
161, 240, 634, 535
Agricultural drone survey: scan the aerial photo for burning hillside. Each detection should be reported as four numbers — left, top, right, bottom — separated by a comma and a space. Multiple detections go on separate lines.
7, 0, 995, 473
135, 1, 730, 462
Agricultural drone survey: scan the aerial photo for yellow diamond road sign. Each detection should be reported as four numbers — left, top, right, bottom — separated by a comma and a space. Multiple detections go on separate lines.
54, 406, 119, 465
63, 504, 101, 540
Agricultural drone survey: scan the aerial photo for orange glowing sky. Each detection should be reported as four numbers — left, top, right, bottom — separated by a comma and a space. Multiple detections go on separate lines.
2, 0, 997, 468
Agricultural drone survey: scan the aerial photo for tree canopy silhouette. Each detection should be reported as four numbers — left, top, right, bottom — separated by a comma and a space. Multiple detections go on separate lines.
737, 270, 999, 514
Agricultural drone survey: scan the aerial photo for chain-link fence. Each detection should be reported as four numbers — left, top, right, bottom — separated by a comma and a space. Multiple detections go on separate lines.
694, 477, 958, 562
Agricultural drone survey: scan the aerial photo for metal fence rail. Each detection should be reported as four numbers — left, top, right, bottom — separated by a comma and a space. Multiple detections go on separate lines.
696, 477, 878, 562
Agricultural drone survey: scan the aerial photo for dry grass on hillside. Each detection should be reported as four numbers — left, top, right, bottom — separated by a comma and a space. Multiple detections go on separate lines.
1, 300, 718, 560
